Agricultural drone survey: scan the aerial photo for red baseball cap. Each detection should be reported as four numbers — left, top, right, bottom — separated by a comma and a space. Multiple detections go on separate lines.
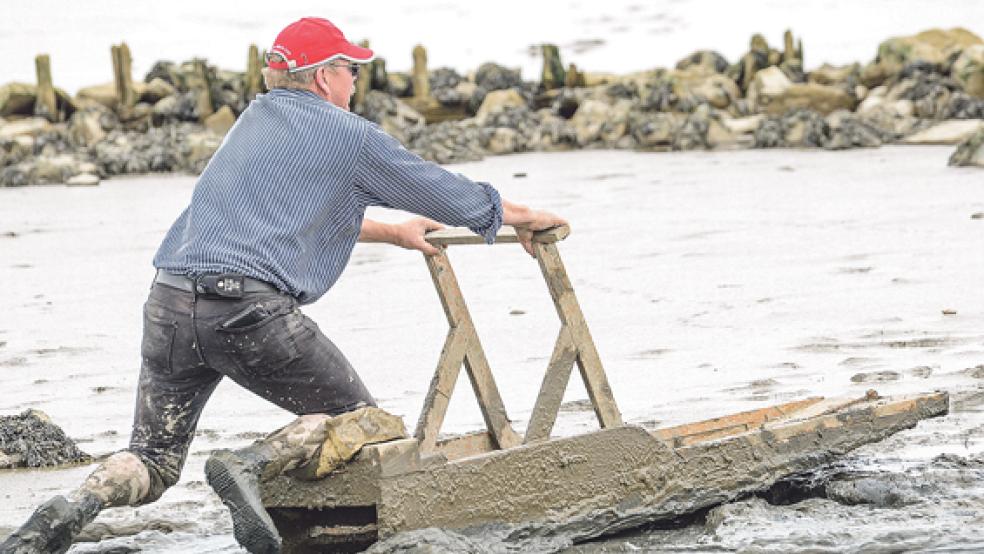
267, 17, 374, 72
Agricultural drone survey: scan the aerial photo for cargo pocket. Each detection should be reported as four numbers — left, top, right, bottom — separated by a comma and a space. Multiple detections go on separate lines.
215, 299, 299, 377
142, 309, 177, 375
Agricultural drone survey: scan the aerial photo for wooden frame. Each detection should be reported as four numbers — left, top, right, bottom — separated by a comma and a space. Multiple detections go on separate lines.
414, 225, 623, 454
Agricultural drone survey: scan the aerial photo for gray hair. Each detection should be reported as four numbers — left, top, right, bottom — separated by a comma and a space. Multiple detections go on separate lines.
261, 53, 319, 89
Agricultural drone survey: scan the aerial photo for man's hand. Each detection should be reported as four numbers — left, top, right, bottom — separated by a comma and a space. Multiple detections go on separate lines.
391, 217, 445, 256
502, 201, 568, 257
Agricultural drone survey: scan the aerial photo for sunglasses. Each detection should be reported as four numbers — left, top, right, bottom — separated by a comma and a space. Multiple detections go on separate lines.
329, 62, 360, 77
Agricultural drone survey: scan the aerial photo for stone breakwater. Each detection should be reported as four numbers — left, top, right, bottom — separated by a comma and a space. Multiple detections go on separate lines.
2, 27, 984, 188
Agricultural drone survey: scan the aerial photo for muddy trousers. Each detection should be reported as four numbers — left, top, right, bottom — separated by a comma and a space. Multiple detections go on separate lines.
82, 282, 377, 507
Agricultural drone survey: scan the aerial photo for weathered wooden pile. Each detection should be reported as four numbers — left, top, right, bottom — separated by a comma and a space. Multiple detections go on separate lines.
1, 27, 983, 188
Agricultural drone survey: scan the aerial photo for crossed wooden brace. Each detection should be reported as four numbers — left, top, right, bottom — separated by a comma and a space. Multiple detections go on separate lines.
414, 224, 623, 453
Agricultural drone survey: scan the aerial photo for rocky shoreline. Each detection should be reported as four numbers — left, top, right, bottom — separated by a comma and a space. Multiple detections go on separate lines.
1, 27, 983, 188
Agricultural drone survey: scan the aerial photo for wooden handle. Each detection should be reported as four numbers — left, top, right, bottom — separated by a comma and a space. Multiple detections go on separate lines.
425, 224, 570, 247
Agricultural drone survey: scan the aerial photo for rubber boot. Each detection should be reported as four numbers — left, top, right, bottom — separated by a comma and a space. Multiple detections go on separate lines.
0, 491, 101, 554
206, 443, 283, 554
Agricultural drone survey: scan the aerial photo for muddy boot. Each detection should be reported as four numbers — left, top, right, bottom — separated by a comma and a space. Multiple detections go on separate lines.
0, 492, 101, 554
206, 444, 282, 554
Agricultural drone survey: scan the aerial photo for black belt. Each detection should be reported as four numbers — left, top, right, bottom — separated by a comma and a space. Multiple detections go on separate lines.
154, 270, 280, 298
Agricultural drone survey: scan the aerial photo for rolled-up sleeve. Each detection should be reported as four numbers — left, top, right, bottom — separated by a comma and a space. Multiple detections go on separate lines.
351, 122, 503, 243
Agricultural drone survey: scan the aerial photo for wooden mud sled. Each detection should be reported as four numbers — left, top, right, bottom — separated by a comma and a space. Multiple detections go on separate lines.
260, 225, 949, 552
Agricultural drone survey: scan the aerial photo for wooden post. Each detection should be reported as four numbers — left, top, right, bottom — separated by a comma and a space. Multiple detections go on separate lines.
187, 58, 214, 121
245, 44, 263, 102
411, 44, 429, 99
353, 40, 371, 111
783, 30, 796, 63
564, 63, 584, 88
111, 43, 137, 108
34, 54, 59, 122
540, 44, 566, 91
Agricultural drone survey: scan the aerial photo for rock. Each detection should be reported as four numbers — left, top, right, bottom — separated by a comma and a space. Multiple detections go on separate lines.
570, 99, 612, 146
359, 91, 425, 146
824, 110, 886, 150
825, 474, 922, 507
474, 62, 522, 92
671, 67, 741, 109
850, 370, 901, 383
68, 107, 108, 147
723, 114, 764, 135
808, 63, 860, 87
876, 27, 982, 71
140, 77, 177, 103
944, 92, 984, 119
902, 119, 984, 144
673, 104, 713, 150
184, 131, 223, 174
747, 66, 792, 109
949, 128, 984, 167
204, 105, 236, 135
66, 173, 100, 186
630, 111, 684, 148
766, 83, 857, 116
144, 60, 183, 88
675, 50, 730, 73
475, 88, 527, 125
34, 154, 78, 184
1, 161, 36, 187
485, 127, 519, 154
409, 119, 485, 164
0, 117, 52, 140
75, 82, 118, 109
0, 409, 90, 468
0, 83, 37, 116
754, 109, 828, 148
952, 44, 984, 97
387, 73, 412, 97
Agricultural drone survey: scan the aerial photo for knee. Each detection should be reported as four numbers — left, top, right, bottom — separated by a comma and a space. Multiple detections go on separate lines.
82, 451, 152, 507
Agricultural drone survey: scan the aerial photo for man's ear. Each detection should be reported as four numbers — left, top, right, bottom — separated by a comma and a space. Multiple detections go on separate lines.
315, 66, 331, 95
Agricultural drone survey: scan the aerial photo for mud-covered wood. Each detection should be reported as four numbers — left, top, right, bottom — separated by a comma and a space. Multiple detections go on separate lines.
524, 326, 578, 443
414, 326, 470, 453
417, 249, 521, 452
425, 224, 570, 247
535, 241, 623, 430
376, 392, 948, 539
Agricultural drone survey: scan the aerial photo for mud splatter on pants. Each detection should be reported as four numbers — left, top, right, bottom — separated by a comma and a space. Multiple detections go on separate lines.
120, 283, 376, 503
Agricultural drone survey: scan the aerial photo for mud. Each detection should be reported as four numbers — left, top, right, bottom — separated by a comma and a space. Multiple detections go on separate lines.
0, 146, 981, 552
0, 410, 90, 469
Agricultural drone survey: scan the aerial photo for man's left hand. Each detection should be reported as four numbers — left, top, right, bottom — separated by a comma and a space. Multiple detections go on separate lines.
391, 217, 444, 256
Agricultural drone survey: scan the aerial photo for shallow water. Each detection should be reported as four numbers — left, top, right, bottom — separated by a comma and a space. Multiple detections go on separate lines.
1, 146, 982, 552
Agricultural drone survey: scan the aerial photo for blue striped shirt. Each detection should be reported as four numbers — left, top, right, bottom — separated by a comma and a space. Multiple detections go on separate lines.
153, 88, 503, 304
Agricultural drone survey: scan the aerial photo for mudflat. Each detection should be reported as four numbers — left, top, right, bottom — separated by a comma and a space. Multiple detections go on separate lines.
0, 145, 982, 552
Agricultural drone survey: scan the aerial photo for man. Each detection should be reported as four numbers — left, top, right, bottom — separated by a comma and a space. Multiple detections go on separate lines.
1, 16, 565, 554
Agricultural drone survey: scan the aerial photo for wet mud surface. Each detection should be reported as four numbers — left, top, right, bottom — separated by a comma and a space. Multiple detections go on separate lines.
0, 146, 982, 552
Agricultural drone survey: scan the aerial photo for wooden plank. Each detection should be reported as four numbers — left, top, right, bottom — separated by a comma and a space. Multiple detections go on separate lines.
535, 242, 623, 428
652, 397, 824, 443
463, 341, 522, 449
524, 326, 578, 443
414, 326, 470, 452
435, 430, 496, 461
422, 249, 520, 451
425, 224, 570, 247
